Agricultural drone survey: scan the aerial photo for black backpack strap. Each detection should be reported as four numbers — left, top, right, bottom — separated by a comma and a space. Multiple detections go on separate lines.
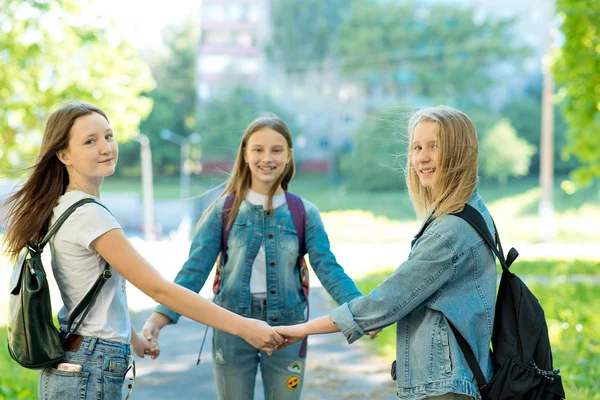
65, 264, 112, 337
446, 318, 488, 391
449, 203, 519, 392
38, 198, 110, 248
38, 197, 114, 339
454, 204, 519, 273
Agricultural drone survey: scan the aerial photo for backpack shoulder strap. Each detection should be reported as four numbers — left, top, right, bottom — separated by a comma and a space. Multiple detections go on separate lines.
38, 198, 110, 249
284, 191, 306, 255
446, 203, 521, 392
37, 197, 113, 337
221, 195, 236, 256
453, 204, 518, 273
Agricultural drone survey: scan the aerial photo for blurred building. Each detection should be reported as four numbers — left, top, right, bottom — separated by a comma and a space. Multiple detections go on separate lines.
196, 0, 364, 172
197, 0, 265, 101
195, 0, 554, 170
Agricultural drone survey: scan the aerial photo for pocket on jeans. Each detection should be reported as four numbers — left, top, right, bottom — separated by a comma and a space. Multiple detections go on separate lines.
103, 356, 128, 399
41, 368, 89, 400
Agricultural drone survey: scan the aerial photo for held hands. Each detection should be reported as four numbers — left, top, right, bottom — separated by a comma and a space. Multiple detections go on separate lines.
274, 324, 307, 350
140, 312, 171, 360
239, 318, 285, 355
131, 330, 160, 359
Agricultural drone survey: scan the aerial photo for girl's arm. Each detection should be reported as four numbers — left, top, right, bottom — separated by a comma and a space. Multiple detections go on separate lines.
91, 229, 284, 353
276, 315, 339, 348
304, 203, 363, 304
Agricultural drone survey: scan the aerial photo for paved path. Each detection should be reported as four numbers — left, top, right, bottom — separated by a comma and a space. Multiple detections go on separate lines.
130, 286, 397, 400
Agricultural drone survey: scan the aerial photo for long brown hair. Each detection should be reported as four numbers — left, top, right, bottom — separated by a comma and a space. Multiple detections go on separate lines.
405, 105, 479, 219
2, 102, 109, 259
200, 113, 296, 230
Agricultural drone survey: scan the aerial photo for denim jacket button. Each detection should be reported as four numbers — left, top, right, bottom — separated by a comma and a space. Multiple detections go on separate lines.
268, 233, 274, 239
270, 289, 276, 294
269, 261, 275, 267
272, 317, 278, 322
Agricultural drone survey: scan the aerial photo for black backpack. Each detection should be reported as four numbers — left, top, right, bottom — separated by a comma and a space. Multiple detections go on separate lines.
448, 204, 566, 400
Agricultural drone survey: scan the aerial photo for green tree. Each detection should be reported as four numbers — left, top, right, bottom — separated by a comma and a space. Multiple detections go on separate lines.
335, 1, 523, 102
480, 119, 536, 184
502, 80, 575, 176
554, 0, 600, 184
198, 88, 303, 161
339, 107, 407, 191
119, 17, 199, 176
266, 0, 524, 104
265, 0, 348, 73
0, 0, 154, 173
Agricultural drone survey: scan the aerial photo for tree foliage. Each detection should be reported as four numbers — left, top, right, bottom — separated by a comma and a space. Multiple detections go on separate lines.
266, 0, 524, 104
480, 119, 536, 184
554, 0, 600, 184
119, 17, 199, 176
198, 88, 303, 161
265, 0, 348, 73
0, 0, 154, 174
501, 80, 576, 175
339, 107, 408, 191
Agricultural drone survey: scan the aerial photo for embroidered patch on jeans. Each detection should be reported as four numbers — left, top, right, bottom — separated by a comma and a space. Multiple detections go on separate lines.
214, 348, 225, 363
287, 361, 302, 374
285, 375, 301, 391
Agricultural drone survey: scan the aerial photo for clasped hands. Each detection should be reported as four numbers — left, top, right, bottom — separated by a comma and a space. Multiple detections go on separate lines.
140, 315, 381, 358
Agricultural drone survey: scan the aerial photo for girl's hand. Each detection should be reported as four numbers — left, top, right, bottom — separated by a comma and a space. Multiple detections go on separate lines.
274, 324, 307, 349
141, 312, 171, 348
239, 318, 285, 355
368, 329, 382, 340
131, 330, 160, 359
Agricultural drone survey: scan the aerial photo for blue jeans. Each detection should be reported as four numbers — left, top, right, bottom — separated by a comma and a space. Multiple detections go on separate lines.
212, 297, 306, 400
38, 337, 131, 400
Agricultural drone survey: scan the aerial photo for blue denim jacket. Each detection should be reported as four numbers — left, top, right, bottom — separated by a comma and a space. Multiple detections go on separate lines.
330, 192, 496, 399
157, 195, 363, 325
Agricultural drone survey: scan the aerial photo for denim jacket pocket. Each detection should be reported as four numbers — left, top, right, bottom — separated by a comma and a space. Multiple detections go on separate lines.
228, 220, 252, 249
277, 225, 299, 256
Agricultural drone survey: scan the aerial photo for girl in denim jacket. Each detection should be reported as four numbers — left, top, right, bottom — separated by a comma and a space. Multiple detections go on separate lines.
277, 106, 497, 400
142, 114, 367, 400
3, 102, 283, 400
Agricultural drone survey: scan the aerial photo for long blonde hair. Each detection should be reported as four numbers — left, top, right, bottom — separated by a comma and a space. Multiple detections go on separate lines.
2, 102, 109, 259
406, 105, 478, 219
200, 113, 296, 230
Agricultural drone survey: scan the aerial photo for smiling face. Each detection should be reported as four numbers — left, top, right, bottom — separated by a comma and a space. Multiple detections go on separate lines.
411, 121, 439, 188
58, 112, 118, 185
244, 127, 292, 195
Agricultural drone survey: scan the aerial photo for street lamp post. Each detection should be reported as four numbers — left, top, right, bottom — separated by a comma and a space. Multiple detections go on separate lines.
132, 133, 155, 241
159, 129, 201, 237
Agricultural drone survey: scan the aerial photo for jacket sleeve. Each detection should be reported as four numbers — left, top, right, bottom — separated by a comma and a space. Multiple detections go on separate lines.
304, 202, 363, 305
329, 225, 458, 343
154, 199, 224, 323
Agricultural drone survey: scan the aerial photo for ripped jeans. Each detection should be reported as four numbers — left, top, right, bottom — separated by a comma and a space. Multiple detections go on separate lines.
212, 296, 306, 400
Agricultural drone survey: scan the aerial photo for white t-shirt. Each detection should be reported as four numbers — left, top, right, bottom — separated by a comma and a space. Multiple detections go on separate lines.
49, 191, 131, 343
245, 190, 287, 295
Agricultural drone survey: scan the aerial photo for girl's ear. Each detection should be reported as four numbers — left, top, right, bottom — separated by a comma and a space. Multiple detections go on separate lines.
57, 150, 71, 166
287, 148, 293, 163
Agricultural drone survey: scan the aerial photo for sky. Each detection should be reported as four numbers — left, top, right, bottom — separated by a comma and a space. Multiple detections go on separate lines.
90, 0, 200, 49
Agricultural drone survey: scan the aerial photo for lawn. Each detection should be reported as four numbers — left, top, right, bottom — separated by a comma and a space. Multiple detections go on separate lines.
354, 259, 600, 400
102, 173, 600, 243
0, 328, 39, 399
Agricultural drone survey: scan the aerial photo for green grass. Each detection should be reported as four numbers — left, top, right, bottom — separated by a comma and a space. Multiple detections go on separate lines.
355, 260, 600, 400
102, 173, 600, 243
0, 329, 39, 399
